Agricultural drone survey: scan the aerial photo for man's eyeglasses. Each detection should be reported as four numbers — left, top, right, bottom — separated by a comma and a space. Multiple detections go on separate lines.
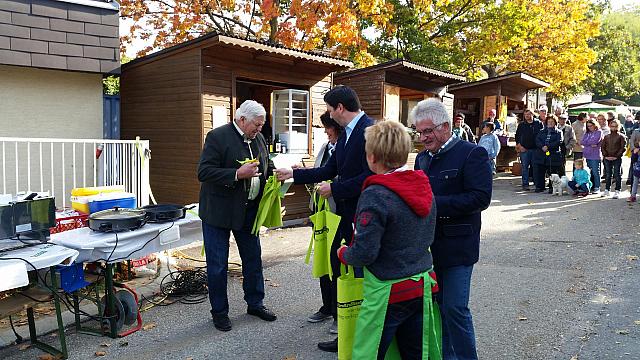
417, 123, 444, 136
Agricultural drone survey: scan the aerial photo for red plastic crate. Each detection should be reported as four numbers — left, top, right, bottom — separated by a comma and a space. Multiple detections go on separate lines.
50, 213, 88, 234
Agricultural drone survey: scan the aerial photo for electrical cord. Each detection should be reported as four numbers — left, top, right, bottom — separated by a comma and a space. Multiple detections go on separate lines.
8, 316, 23, 344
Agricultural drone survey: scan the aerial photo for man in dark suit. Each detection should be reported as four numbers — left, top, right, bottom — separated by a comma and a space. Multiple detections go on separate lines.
275, 85, 374, 353
198, 100, 277, 332
413, 98, 492, 360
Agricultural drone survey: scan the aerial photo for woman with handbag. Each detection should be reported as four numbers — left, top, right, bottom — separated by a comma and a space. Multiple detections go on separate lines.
337, 121, 440, 359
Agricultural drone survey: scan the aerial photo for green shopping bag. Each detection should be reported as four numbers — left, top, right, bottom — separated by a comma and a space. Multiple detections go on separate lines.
305, 192, 341, 278
251, 175, 283, 235
337, 264, 364, 360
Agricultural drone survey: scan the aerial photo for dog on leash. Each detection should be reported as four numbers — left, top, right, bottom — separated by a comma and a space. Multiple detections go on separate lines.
550, 174, 569, 195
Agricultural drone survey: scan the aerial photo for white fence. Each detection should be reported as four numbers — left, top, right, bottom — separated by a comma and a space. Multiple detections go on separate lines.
0, 137, 150, 209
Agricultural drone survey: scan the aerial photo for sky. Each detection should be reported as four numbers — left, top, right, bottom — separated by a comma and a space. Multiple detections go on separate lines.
610, 0, 639, 11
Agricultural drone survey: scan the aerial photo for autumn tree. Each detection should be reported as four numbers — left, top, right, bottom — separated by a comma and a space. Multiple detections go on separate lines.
370, 0, 600, 97
579, 8, 640, 104
119, 0, 394, 65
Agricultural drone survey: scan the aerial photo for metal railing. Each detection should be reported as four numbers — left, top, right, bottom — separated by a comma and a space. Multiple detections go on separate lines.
0, 137, 150, 209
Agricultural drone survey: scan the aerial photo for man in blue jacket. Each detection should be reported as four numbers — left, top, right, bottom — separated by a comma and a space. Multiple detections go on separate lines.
413, 98, 493, 360
276, 85, 374, 353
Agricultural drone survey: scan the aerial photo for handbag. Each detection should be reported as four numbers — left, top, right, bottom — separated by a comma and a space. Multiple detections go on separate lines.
305, 192, 341, 278
337, 264, 364, 360
251, 175, 283, 235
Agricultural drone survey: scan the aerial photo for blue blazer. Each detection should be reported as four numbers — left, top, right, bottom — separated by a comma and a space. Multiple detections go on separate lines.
415, 136, 493, 269
294, 114, 374, 244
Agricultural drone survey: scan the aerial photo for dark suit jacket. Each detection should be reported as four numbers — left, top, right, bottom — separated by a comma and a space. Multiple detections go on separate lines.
198, 123, 275, 230
415, 136, 492, 269
294, 114, 374, 244
533, 127, 563, 166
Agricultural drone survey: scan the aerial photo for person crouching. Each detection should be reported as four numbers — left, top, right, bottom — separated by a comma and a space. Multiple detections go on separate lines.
337, 120, 440, 359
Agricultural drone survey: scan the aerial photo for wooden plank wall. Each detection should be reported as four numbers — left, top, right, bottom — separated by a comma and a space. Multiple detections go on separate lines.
334, 70, 384, 120
120, 49, 202, 205
201, 46, 338, 221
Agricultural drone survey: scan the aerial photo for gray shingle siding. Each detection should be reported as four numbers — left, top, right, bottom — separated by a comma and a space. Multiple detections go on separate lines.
0, 0, 119, 74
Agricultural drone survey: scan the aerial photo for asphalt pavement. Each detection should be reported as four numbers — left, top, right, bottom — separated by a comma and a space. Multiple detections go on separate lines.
2, 170, 639, 360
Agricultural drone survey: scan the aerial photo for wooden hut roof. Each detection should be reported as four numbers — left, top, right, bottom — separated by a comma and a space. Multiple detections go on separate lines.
448, 72, 549, 92
335, 59, 465, 84
124, 33, 353, 70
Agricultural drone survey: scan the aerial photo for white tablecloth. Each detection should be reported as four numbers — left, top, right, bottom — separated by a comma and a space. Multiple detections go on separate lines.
50, 212, 202, 263
0, 242, 80, 291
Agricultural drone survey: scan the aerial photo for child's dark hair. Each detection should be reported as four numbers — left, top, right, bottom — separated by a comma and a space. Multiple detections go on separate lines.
484, 122, 494, 131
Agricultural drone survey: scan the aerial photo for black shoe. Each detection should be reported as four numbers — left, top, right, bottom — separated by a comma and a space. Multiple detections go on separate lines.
627, 179, 632, 185
247, 306, 277, 321
534, 188, 545, 193
317, 338, 338, 353
548, 188, 553, 194
522, 186, 530, 191
212, 314, 232, 332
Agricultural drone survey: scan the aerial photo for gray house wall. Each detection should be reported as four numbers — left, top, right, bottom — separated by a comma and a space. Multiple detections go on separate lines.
0, 0, 119, 74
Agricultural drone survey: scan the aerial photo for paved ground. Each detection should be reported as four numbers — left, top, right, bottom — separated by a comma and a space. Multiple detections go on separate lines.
2, 169, 639, 360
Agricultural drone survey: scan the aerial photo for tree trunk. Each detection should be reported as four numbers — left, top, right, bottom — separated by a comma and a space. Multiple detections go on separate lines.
269, 0, 279, 43
482, 64, 498, 78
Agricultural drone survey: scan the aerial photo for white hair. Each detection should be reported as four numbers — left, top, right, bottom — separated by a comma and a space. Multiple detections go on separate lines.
235, 100, 266, 123
410, 98, 452, 129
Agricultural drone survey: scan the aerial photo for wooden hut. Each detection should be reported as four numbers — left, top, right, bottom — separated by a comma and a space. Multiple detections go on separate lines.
448, 72, 549, 171
120, 34, 352, 222
334, 59, 465, 124
448, 72, 550, 135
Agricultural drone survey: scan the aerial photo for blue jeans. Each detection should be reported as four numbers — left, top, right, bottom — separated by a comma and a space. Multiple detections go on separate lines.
567, 180, 588, 193
202, 203, 265, 316
586, 159, 601, 191
435, 265, 478, 360
520, 150, 533, 186
603, 158, 622, 191
378, 297, 423, 360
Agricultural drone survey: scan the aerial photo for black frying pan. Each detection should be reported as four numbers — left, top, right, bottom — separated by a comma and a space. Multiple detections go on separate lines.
141, 204, 195, 223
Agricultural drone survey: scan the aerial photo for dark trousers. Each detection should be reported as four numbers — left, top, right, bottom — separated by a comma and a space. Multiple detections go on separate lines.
435, 265, 478, 360
559, 155, 567, 177
572, 152, 583, 171
568, 180, 588, 193
318, 275, 332, 315
603, 158, 622, 191
378, 297, 424, 360
202, 202, 265, 316
534, 164, 562, 191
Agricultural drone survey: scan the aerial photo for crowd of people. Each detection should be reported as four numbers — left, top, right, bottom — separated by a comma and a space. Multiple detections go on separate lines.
505, 106, 640, 200
197, 86, 493, 359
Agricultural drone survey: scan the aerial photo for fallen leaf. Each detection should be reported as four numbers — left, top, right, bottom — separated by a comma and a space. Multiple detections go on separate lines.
616, 329, 630, 335
18, 344, 31, 351
283, 356, 297, 360
571, 218, 577, 220
609, 267, 618, 271
570, 356, 578, 360
37, 355, 55, 360
100, 343, 111, 347
626, 255, 638, 261
597, 287, 607, 292
119, 341, 129, 347
634, 320, 640, 326
518, 316, 528, 321
142, 322, 157, 331
186, 358, 194, 360
269, 282, 280, 287
95, 351, 107, 357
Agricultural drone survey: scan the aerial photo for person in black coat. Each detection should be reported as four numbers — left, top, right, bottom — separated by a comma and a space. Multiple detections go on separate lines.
275, 85, 374, 353
413, 98, 492, 360
532, 115, 564, 193
197, 100, 277, 332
